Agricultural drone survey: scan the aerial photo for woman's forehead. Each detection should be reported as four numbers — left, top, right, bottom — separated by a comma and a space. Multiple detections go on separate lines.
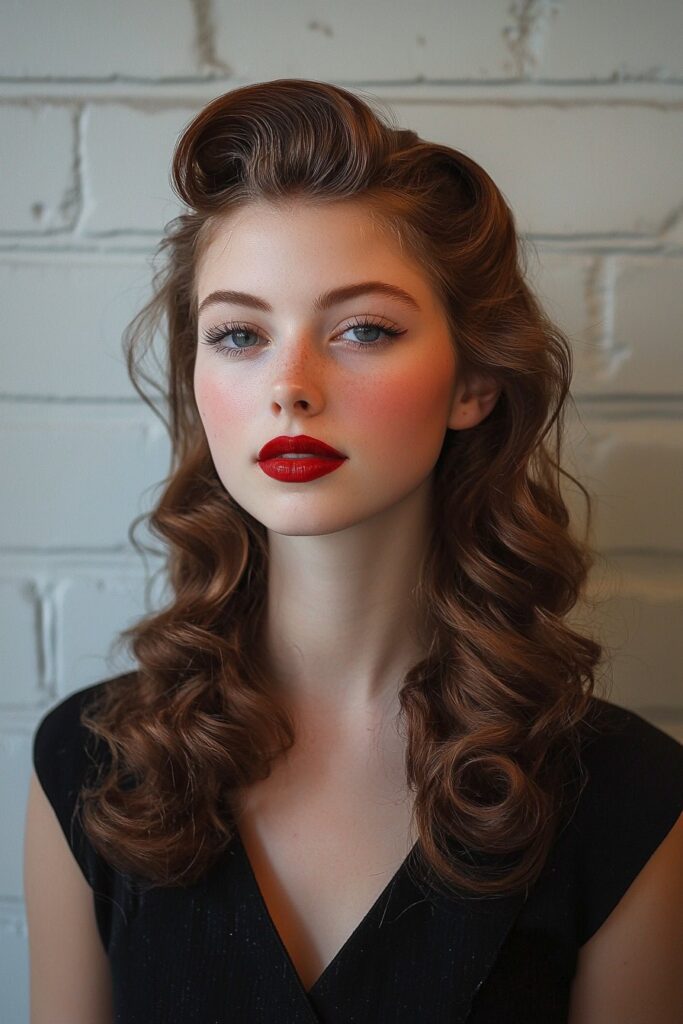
195, 199, 428, 301
200, 196, 390, 246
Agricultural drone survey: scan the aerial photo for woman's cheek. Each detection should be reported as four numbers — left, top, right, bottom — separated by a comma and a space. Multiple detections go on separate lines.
194, 368, 244, 446
365, 365, 450, 455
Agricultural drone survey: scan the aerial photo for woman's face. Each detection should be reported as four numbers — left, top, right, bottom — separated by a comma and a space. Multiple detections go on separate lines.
193, 199, 465, 536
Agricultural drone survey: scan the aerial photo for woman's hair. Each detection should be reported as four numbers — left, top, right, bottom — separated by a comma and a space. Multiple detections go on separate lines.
78, 78, 607, 898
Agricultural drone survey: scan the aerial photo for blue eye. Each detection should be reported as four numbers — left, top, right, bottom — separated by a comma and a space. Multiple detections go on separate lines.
202, 323, 259, 356
340, 322, 391, 345
201, 317, 405, 358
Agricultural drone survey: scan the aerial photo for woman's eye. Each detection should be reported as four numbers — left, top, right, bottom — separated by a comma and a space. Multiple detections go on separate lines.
340, 324, 386, 344
201, 317, 404, 358
337, 317, 405, 348
222, 327, 260, 353
201, 323, 262, 357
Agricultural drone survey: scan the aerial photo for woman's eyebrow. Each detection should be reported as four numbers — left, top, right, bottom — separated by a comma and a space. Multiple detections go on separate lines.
197, 281, 421, 316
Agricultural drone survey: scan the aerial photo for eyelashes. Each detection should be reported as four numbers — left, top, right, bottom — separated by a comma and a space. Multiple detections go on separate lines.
200, 315, 405, 359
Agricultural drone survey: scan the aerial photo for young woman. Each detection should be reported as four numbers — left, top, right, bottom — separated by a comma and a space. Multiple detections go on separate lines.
25, 79, 683, 1023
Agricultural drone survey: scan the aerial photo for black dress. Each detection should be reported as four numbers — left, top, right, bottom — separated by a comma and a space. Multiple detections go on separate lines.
32, 673, 683, 1023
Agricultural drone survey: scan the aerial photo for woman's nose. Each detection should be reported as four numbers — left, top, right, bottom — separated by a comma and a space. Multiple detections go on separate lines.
269, 378, 322, 416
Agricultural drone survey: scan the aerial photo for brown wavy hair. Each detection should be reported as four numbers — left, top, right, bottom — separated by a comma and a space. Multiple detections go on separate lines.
78, 78, 608, 899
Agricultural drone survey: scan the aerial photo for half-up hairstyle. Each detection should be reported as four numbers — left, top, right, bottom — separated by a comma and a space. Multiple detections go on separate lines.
77, 78, 606, 898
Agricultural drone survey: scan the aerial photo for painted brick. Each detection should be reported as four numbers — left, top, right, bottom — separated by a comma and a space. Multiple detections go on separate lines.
608, 582, 683, 712
0, 403, 170, 549
0, 105, 75, 232
525, 250, 601, 390
0, 915, 28, 1024
0, 0, 196, 78
532, 255, 683, 397
607, 257, 683, 394
536, 0, 683, 81
56, 572, 149, 692
662, 210, 683, 249
80, 104, 190, 234
82, 100, 683, 237
563, 408, 683, 552
580, 555, 683, 712
0, 579, 41, 704
0, 254, 154, 398
0, 732, 31, 898
213, 1, 513, 81
0, 913, 28, 1023
397, 101, 683, 236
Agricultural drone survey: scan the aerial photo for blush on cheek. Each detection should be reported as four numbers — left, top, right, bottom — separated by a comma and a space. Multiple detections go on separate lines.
362, 367, 448, 451
194, 370, 244, 444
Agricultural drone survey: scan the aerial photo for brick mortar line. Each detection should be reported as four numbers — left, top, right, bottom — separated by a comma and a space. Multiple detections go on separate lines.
1, 81, 683, 106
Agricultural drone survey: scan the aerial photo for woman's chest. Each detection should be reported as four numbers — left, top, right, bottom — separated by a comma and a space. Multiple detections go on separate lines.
231, 721, 417, 990
108, 823, 560, 1022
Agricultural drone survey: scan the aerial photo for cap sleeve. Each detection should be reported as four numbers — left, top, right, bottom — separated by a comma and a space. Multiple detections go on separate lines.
32, 682, 110, 890
574, 698, 683, 946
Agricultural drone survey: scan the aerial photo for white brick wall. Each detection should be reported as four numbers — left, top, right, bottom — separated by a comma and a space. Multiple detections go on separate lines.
0, 106, 76, 232
0, 254, 154, 396
0, 0, 197, 78
3, 3, 683, 1018
398, 101, 683, 235
81, 105, 192, 233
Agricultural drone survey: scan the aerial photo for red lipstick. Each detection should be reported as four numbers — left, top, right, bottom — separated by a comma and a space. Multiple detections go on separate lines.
257, 434, 347, 483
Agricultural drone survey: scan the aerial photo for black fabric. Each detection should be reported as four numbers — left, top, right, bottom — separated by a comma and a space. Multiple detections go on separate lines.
32, 674, 683, 1023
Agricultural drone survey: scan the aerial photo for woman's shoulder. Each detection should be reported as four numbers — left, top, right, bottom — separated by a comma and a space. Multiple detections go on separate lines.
31, 672, 136, 887
568, 694, 683, 945
33, 671, 135, 775
575, 694, 683, 804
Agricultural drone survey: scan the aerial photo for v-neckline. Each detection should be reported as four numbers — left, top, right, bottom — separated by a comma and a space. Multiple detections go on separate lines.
232, 826, 420, 996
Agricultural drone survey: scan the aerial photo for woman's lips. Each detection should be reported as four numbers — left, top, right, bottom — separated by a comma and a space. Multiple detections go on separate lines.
258, 455, 346, 482
258, 435, 346, 460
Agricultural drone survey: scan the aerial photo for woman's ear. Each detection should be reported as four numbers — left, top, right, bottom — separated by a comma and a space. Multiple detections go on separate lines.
447, 373, 502, 431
